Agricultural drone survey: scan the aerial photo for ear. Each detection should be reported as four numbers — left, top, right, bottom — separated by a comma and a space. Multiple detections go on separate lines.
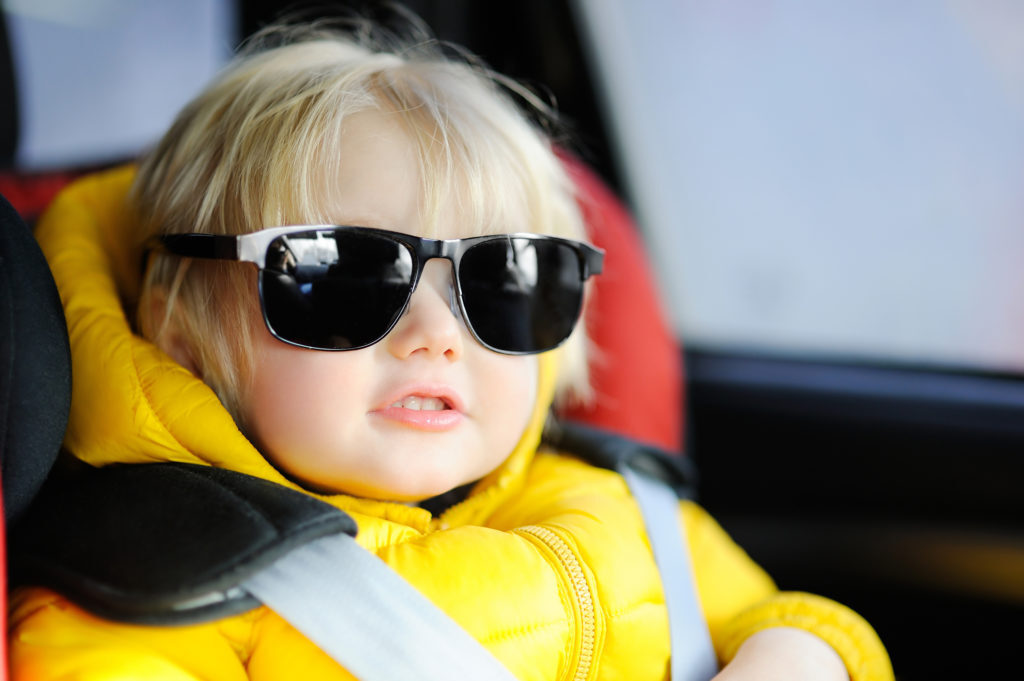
145, 287, 201, 377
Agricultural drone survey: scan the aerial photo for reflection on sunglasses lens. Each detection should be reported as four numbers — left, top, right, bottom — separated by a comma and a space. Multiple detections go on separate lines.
461, 239, 582, 353
263, 231, 413, 348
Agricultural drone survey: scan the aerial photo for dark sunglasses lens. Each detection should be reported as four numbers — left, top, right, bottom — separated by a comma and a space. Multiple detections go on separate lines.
260, 230, 414, 349
460, 238, 584, 353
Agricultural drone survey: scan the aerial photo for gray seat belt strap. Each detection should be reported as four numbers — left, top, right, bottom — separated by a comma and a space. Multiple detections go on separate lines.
242, 532, 519, 681
619, 464, 719, 681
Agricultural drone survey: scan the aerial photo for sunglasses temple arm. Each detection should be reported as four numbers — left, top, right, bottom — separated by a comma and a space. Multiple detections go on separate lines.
154, 234, 241, 261
584, 246, 605, 277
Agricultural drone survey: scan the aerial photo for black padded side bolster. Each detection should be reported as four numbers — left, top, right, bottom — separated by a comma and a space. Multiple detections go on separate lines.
545, 421, 698, 499
0, 193, 72, 525
11, 458, 357, 625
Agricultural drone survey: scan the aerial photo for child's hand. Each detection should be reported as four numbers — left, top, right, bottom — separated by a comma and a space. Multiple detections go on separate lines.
712, 627, 849, 681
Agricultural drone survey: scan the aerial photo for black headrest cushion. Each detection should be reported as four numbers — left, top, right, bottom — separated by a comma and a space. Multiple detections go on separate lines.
0, 193, 71, 524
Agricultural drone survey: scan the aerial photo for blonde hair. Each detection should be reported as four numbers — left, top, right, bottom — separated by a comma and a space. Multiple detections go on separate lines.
135, 20, 592, 423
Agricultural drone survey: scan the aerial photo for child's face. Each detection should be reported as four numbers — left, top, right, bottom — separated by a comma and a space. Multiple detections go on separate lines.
240, 112, 538, 501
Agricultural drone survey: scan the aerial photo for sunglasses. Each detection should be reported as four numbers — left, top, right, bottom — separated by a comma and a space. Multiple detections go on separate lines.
148, 225, 603, 355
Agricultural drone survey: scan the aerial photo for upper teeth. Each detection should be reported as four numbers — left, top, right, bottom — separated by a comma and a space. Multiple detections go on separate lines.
390, 396, 447, 411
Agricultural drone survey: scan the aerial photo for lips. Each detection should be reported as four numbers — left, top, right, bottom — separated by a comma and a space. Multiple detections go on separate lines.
373, 385, 465, 431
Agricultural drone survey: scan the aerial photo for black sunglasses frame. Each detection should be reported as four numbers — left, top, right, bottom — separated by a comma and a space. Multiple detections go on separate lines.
148, 225, 604, 355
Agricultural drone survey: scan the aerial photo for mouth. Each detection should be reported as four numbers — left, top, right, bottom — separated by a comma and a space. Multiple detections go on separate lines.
373, 386, 465, 431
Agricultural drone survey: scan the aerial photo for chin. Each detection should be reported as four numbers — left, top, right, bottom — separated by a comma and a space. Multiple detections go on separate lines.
325, 469, 471, 503
374, 480, 465, 504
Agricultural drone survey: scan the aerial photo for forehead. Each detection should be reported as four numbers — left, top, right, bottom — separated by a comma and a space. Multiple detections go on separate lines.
317, 111, 531, 240
323, 112, 421, 231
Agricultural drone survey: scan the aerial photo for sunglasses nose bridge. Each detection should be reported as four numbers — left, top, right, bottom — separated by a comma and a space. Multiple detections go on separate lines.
404, 239, 462, 322
411, 237, 456, 274
418, 238, 461, 300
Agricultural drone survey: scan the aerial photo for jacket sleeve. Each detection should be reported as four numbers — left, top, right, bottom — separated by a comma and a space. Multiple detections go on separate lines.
681, 501, 894, 681
8, 587, 253, 681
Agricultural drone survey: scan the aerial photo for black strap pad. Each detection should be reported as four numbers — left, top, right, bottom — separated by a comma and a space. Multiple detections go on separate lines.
11, 458, 356, 625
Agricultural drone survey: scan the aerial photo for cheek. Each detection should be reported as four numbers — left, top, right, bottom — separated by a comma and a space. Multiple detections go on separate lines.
243, 349, 314, 450
240, 332, 369, 454
479, 355, 538, 441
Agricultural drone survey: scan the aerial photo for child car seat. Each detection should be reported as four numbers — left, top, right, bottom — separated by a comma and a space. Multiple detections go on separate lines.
0, 156, 687, 679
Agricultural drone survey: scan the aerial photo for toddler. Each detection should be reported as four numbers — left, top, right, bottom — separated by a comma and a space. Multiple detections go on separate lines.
11, 18, 892, 681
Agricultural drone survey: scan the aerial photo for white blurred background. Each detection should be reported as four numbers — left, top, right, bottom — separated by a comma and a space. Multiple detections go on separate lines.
575, 0, 1024, 372
4, 0, 234, 169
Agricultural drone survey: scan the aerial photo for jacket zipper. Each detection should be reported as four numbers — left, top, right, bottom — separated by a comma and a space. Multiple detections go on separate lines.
517, 525, 596, 681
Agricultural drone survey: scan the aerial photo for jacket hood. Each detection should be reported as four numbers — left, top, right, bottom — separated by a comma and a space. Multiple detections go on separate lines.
34, 166, 561, 548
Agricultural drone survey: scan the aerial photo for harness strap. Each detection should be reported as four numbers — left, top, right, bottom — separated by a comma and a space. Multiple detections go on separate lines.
243, 532, 519, 681
620, 463, 718, 681
242, 458, 716, 681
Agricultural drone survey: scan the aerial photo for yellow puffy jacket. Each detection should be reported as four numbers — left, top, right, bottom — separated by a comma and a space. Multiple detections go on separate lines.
10, 167, 893, 681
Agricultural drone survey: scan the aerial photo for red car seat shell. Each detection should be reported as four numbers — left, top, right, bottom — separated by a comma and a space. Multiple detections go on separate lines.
558, 154, 684, 452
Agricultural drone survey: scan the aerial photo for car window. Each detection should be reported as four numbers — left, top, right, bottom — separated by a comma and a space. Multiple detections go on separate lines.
574, 0, 1024, 372
4, 0, 234, 170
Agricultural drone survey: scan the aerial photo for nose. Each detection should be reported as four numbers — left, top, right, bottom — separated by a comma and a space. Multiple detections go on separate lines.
385, 259, 465, 361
